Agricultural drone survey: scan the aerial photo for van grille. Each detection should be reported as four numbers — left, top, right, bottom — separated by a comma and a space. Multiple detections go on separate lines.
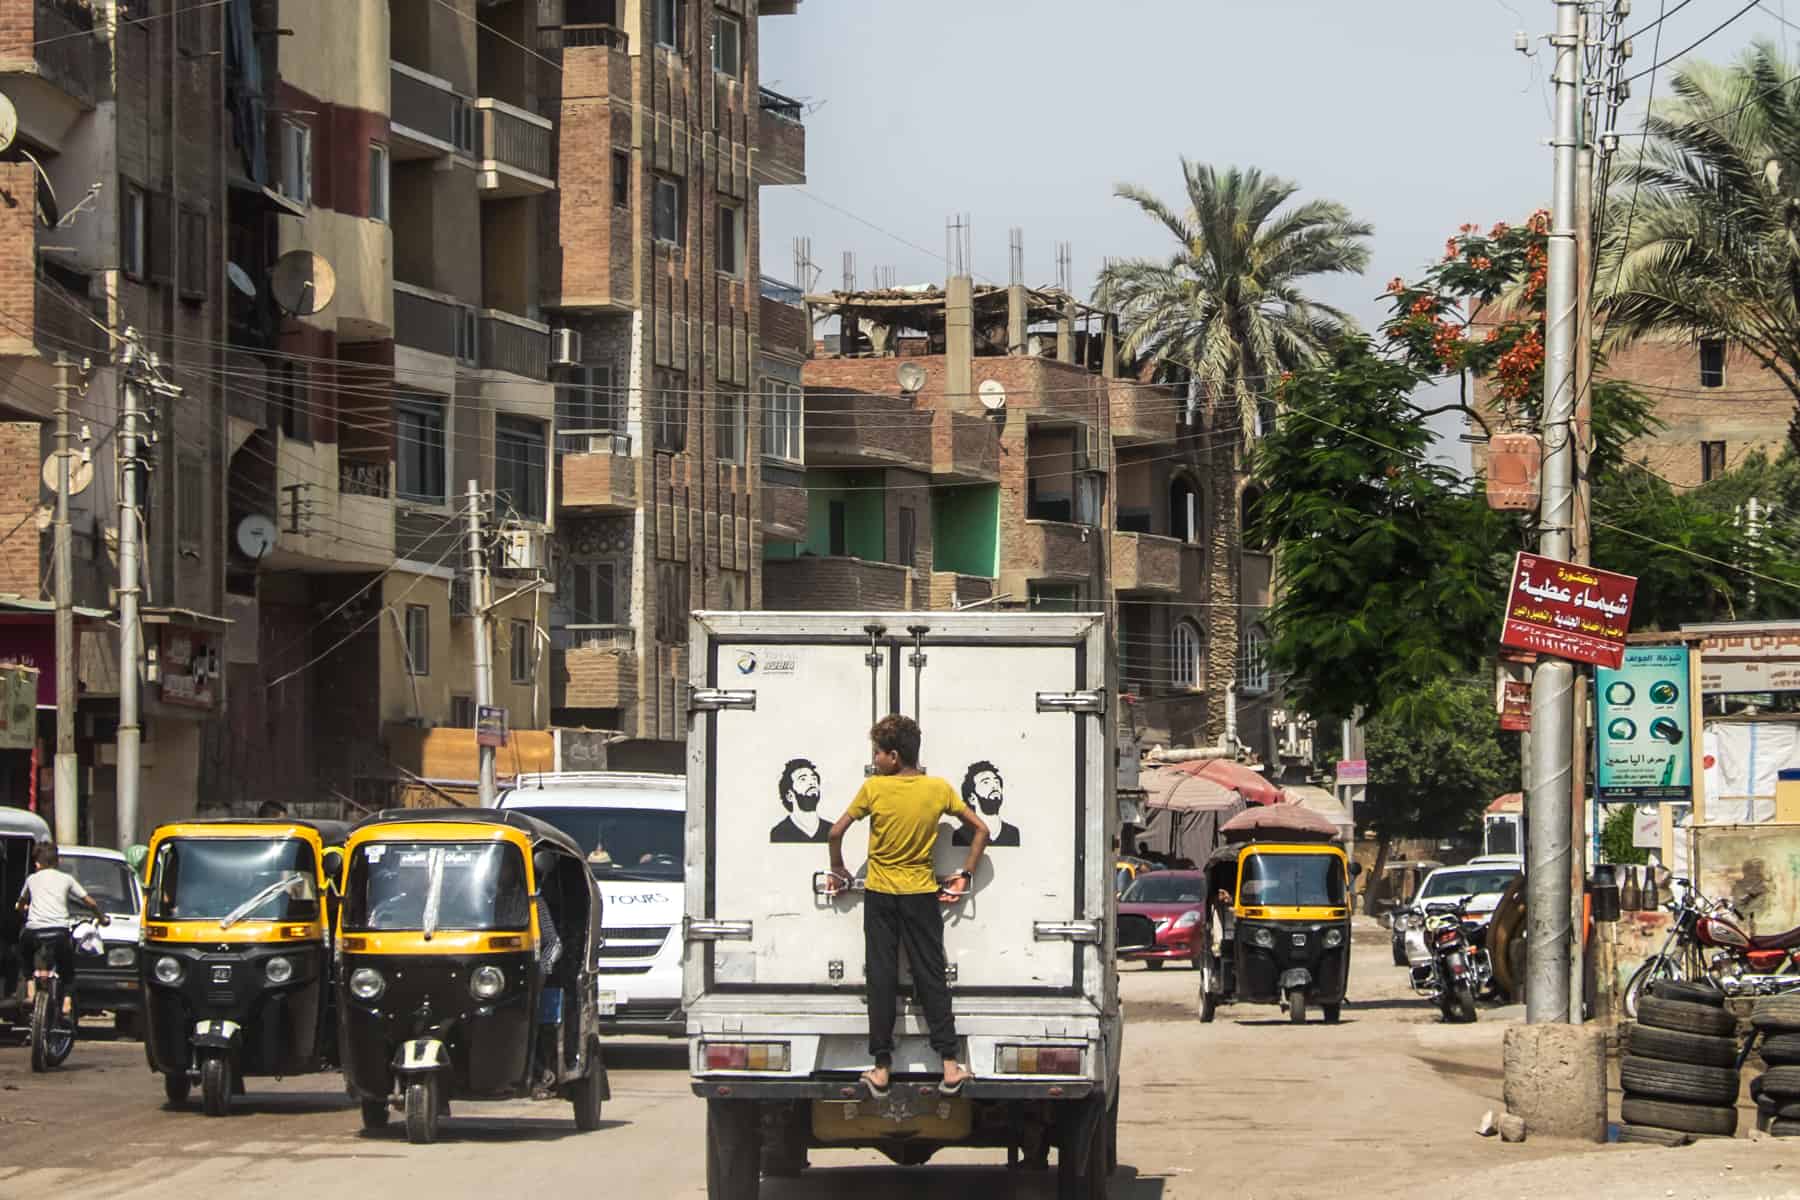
598, 926, 670, 963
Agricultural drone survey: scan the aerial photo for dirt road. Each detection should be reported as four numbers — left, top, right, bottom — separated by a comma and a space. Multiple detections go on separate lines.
1, 921, 1793, 1198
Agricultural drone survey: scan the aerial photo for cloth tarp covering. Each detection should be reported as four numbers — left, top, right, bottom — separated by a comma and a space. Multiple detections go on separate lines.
1137, 765, 1246, 864
1220, 802, 1341, 843
1190, 758, 1283, 806
1701, 722, 1794, 824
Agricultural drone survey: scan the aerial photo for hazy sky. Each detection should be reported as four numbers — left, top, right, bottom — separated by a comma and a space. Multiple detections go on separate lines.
759, 1, 1800, 465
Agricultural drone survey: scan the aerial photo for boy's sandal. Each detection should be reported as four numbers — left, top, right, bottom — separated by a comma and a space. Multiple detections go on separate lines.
938, 1067, 973, 1096
860, 1070, 890, 1100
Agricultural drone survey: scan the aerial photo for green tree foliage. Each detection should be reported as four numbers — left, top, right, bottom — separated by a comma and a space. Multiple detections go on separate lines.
1362, 680, 1519, 842
1599, 804, 1651, 866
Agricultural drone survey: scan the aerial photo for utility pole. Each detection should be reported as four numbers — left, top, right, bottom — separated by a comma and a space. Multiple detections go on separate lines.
52, 356, 78, 846
1528, 0, 1582, 1025
117, 335, 145, 849
467, 480, 496, 806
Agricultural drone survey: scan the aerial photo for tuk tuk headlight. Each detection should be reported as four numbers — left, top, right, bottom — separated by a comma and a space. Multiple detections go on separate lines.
153, 955, 184, 986
1173, 910, 1201, 931
1248, 928, 1276, 949
264, 955, 294, 986
1322, 928, 1345, 949
107, 946, 136, 969
349, 967, 385, 1001
469, 965, 505, 1000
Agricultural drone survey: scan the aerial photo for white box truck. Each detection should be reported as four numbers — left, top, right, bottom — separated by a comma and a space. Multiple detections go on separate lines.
683, 611, 1125, 1197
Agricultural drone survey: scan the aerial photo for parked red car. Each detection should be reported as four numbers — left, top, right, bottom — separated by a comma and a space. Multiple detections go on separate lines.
1118, 870, 1209, 969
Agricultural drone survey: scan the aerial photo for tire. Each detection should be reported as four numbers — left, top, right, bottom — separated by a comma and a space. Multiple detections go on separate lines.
1619, 1095, 1738, 1137
1057, 1101, 1110, 1200
1756, 1095, 1800, 1120
760, 1102, 809, 1178
1392, 937, 1407, 968
1196, 955, 1218, 1024
1616, 1123, 1695, 1146
1752, 996, 1800, 1032
1638, 995, 1737, 1038
404, 1075, 440, 1145
1451, 982, 1478, 1024
28, 991, 49, 1073
360, 1099, 390, 1131
1619, 1055, 1741, 1106
1287, 987, 1306, 1025
1647, 979, 1725, 1008
163, 1071, 191, 1107
706, 1099, 762, 1200
1105, 1094, 1119, 1175
572, 1063, 605, 1131
1760, 1032, 1800, 1066
1624, 1023, 1738, 1068
1773, 1118, 1800, 1137
1323, 1003, 1342, 1024
1624, 956, 1680, 1020
200, 1054, 232, 1118
1144, 959, 1164, 971
1755, 1065, 1800, 1099
113, 1010, 143, 1039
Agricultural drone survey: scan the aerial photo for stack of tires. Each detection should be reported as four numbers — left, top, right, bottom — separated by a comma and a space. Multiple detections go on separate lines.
1749, 996, 1800, 1136
1619, 980, 1741, 1144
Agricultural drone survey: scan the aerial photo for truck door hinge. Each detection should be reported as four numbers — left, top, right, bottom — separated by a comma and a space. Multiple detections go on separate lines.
1033, 920, 1103, 943
690, 687, 756, 713
686, 917, 754, 941
1036, 689, 1106, 715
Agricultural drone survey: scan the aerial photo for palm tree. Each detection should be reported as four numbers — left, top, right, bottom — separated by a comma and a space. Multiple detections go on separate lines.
1600, 39, 1800, 445
1098, 161, 1372, 741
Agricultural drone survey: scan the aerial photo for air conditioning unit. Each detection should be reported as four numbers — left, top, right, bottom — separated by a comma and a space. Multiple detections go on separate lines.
551, 328, 581, 367
496, 528, 545, 573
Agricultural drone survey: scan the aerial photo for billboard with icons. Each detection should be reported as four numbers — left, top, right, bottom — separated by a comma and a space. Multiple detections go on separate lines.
1596, 645, 1693, 801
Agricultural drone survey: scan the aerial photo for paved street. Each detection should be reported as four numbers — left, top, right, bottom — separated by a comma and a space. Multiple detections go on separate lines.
0, 923, 1790, 1199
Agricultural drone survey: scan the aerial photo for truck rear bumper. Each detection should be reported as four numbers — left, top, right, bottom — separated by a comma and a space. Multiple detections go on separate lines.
689, 1077, 1096, 1102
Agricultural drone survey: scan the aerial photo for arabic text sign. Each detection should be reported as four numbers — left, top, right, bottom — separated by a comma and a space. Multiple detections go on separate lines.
1500, 679, 1531, 731
1596, 645, 1692, 801
476, 705, 508, 748
1499, 552, 1637, 669
1694, 627, 1800, 695
1335, 760, 1367, 785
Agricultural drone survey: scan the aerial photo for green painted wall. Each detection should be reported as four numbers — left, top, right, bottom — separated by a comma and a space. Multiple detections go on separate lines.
932, 484, 1000, 577
762, 470, 885, 561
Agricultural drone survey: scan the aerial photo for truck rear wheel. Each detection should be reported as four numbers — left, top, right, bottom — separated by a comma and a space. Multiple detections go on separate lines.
707, 1098, 762, 1200
1058, 1100, 1111, 1199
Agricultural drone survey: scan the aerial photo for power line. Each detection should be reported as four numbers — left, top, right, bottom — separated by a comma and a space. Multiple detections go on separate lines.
1621, 0, 1762, 84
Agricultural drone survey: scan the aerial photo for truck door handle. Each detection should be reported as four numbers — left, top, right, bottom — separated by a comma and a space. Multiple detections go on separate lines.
690, 688, 756, 712
1036, 689, 1106, 715
1034, 920, 1102, 943
687, 918, 754, 940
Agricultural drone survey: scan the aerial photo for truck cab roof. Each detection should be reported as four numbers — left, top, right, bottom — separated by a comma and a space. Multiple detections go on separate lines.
497, 772, 685, 812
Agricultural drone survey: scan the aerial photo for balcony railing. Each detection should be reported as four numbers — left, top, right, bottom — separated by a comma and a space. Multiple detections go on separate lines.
759, 86, 804, 123
537, 23, 629, 50
479, 310, 549, 379
557, 434, 636, 513
478, 100, 553, 190
34, 273, 106, 361
339, 457, 391, 499
393, 284, 464, 360
552, 624, 634, 652
390, 61, 471, 156
30, 0, 99, 105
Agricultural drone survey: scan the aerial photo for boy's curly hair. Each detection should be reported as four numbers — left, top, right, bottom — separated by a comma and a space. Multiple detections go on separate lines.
869, 714, 922, 768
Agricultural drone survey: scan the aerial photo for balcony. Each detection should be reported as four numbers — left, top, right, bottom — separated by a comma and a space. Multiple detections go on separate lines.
537, 22, 629, 50
390, 60, 471, 160
394, 282, 467, 361
758, 86, 807, 186
1021, 520, 1095, 583
34, 272, 106, 362
931, 409, 999, 483
554, 625, 636, 710
1112, 531, 1182, 595
263, 436, 395, 572
928, 571, 994, 611
476, 99, 554, 197
764, 557, 917, 612
1111, 379, 1181, 446
805, 389, 931, 471
0, 0, 100, 153
558, 432, 636, 513
761, 476, 808, 542
479, 309, 550, 379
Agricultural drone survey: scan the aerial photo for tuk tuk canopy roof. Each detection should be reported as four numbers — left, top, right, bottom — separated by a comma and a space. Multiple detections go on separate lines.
1140, 765, 1239, 813
0, 807, 50, 840
1220, 803, 1342, 844
150, 816, 352, 844
353, 807, 584, 861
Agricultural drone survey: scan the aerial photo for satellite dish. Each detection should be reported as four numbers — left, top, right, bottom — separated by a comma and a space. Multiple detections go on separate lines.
236, 513, 278, 559
0, 95, 17, 157
897, 362, 926, 395
978, 379, 1007, 413
227, 262, 257, 299
40, 454, 92, 497
267, 250, 336, 316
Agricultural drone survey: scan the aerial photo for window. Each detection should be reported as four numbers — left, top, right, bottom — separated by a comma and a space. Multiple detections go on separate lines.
369, 144, 389, 222
404, 604, 431, 676
715, 389, 746, 464
762, 379, 802, 462
653, 175, 684, 245
654, 369, 688, 452
1238, 628, 1270, 695
1172, 621, 1201, 691
1170, 477, 1200, 543
279, 119, 311, 206
1699, 338, 1726, 389
177, 454, 203, 546
510, 618, 535, 684
495, 416, 548, 521
712, 11, 741, 76
556, 365, 622, 453
271, 360, 310, 442
1701, 440, 1727, 483
1028, 583, 1082, 613
717, 201, 743, 275
655, 0, 684, 48
612, 150, 630, 207
122, 185, 147, 279
178, 207, 207, 301
395, 395, 447, 503
456, 306, 478, 366
451, 694, 476, 728
561, 558, 623, 625
897, 508, 916, 568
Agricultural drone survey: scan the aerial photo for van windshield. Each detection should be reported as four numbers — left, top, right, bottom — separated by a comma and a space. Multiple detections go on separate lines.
506, 806, 684, 882
1239, 853, 1345, 908
65, 855, 139, 917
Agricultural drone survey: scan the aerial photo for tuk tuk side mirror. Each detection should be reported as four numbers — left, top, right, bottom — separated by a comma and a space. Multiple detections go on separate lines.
1349, 861, 1364, 879
321, 847, 345, 895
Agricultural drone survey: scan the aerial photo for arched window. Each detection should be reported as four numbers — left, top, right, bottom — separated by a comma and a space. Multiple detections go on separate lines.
1169, 476, 1200, 544
1172, 620, 1202, 691
1238, 627, 1270, 695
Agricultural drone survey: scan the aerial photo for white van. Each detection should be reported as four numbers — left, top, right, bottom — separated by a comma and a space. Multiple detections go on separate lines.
496, 772, 686, 1036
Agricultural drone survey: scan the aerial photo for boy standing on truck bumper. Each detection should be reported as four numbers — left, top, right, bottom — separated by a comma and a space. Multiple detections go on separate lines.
827, 715, 990, 1097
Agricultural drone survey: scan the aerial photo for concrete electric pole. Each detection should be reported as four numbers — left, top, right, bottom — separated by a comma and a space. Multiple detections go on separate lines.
1527, 0, 1582, 1025
116, 335, 146, 849
467, 480, 496, 807
52, 356, 78, 846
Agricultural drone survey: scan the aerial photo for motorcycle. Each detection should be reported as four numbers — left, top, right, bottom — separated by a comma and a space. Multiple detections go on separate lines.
1407, 897, 1489, 1023
1623, 877, 1800, 1017
27, 918, 103, 1072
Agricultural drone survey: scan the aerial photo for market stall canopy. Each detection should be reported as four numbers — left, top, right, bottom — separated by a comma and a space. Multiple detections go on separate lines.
1284, 785, 1354, 842
1141, 765, 1239, 813
1190, 758, 1283, 806
1220, 802, 1341, 844
1487, 792, 1523, 815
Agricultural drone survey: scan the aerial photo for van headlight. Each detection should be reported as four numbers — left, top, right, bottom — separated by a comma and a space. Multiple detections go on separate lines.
264, 955, 294, 985
349, 967, 385, 1000
107, 946, 136, 968
469, 965, 505, 1000
153, 955, 184, 985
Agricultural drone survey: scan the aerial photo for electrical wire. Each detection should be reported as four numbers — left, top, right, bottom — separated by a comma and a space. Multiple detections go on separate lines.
1621, 0, 1762, 85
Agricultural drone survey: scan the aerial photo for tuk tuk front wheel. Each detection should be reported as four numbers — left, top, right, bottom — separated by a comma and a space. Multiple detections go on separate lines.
1196, 956, 1219, 1024
1323, 1003, 1342, 1024
200, 1053, 232, 1117
360, 1099, 390, 1131
404, 1075, 441, 1144
162, 1071, 191, 1107
1287, 988, 1308, 1025
572, 1063, 605, 1131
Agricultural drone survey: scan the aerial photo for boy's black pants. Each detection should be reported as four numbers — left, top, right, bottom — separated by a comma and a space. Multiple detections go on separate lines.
864, 889, 958, 1061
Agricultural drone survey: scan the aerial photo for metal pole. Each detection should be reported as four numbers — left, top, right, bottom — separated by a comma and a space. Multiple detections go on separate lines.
1569, 53, 1596, 1028
117, 336, 143, 849
468, 480, 496, 807
1527, 0, 1582, 1024
52, 356, 77, 846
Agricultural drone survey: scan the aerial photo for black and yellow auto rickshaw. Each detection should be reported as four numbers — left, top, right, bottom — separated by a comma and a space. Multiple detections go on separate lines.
336, 809, 608, 1144
140, 817, 350, 1114
1196, 806, 1357, 1025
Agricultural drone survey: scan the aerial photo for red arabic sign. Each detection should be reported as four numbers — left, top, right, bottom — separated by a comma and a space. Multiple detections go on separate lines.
1500, 679, 1531, 731
1499, 552, 1637, 669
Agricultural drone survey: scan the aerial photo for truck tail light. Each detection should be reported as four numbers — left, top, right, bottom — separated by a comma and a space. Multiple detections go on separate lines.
702, 1041, 790, 1071
998, 1044, 1082, 1074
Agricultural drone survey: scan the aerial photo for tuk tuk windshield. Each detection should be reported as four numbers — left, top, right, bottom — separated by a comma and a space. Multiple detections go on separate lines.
148, 838, 320, 922
344, 841, 530, 933
1239, 852, 1346, 909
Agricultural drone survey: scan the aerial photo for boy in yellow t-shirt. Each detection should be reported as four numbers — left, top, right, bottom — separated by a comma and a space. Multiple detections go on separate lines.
827, 714, 990, 1098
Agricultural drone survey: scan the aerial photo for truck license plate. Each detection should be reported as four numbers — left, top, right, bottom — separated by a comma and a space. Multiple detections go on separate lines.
597, 989, 617, 1016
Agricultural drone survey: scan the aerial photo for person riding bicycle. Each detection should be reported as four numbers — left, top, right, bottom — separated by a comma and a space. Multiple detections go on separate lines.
15, 844, 108, 1014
